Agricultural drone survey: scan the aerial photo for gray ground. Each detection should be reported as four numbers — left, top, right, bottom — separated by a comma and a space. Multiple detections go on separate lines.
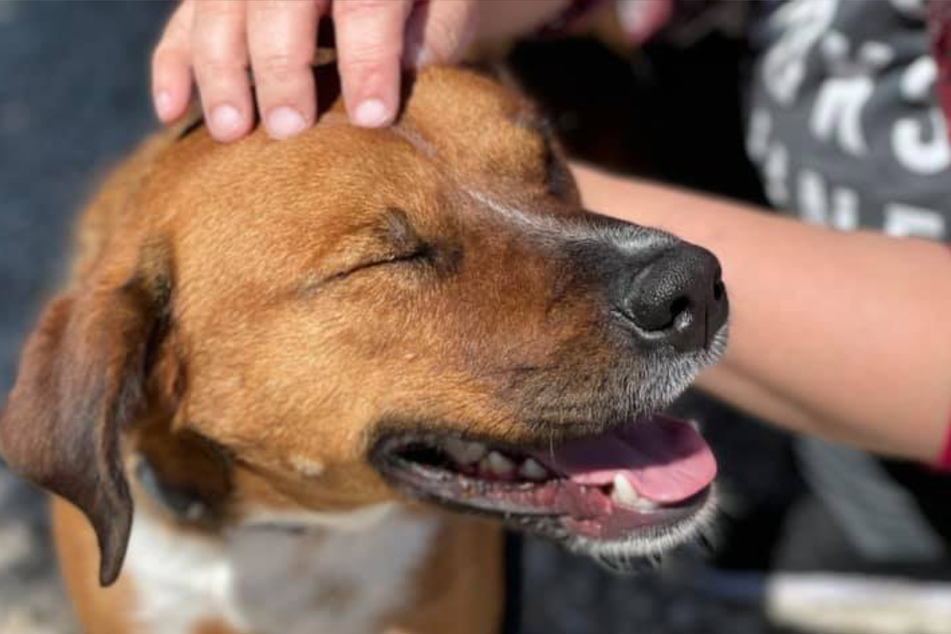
1, 2, 170, 632
0, 3, 781, 633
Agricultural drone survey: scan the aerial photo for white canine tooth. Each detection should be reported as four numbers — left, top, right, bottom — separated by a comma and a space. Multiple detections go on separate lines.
486, 451, 515, 476
636, 498, 659, 511
612, 474, 642, 508
519, 458, 548, 481
444, 438, 487, 464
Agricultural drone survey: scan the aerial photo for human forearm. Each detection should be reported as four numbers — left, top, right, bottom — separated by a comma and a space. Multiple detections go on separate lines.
573, 163, 951, 463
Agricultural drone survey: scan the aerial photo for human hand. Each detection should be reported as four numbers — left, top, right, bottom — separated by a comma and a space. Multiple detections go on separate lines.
151, 0, 479, 142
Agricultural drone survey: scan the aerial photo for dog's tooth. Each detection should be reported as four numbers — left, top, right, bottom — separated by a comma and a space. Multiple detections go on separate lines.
443, 438, 470, 463
444, 438, 487, 465
465, 441, 488, 462
611, 474, 642, 508
486, 451, 515, 476
612, 475, 659, 511
519, 458, 548, 481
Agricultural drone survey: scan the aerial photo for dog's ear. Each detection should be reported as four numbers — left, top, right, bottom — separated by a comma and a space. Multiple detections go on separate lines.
0, 243, 172, 586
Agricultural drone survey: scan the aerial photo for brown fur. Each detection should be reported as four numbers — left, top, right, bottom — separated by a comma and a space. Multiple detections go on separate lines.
52, 498, 139, 634
1, 65, 684, 634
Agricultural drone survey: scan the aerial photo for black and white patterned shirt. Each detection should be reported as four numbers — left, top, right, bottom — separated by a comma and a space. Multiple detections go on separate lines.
747, 0, 950, 242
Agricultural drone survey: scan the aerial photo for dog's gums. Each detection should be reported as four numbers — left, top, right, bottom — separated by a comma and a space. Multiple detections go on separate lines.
372, 413, 716, 570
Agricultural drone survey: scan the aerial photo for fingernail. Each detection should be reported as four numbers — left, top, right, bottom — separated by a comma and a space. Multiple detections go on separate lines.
209, 104, 243, 139
155, 90, 174, 120
266, 106, 306, 139
353, 99, 391, 128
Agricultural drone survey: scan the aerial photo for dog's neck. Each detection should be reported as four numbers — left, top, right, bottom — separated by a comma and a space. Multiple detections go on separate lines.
126, 458, 504, 634
124, 496, 442, 634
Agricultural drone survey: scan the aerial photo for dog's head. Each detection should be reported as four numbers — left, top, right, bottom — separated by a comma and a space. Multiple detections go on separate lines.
0, 67, 727, 585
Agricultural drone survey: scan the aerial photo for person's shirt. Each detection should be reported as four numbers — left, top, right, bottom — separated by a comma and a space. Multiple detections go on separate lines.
746, 0, 951, 242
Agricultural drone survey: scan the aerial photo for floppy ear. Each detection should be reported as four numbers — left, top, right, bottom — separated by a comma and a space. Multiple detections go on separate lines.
0, 249, 171, 586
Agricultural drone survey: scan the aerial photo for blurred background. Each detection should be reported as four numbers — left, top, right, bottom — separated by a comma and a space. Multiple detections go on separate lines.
0, 2, 948, 634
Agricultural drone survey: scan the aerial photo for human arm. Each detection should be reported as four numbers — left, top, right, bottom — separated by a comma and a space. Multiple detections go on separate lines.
573, 162, 951, 464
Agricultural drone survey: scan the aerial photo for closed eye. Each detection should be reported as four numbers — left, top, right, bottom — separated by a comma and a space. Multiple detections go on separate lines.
295, 209, 444, 298
330, 243, 434, 280
351, 243, 434, 272
295, 243, 433, 295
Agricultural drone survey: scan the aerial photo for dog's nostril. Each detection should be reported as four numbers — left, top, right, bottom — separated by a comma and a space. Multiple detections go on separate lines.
618, 244, 728, 352
668, 296, 691, 327
626, 286, 692, 334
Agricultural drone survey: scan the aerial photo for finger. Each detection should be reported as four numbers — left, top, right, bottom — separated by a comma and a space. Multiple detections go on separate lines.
247, 0, 325, 140
403, 0, 478, 68
152, 0, 196, 124
333, 0, 414, 128
191, 0, 254, 142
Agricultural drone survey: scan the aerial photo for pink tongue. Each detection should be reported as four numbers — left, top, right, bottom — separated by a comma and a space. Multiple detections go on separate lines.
530, 414, 716, 504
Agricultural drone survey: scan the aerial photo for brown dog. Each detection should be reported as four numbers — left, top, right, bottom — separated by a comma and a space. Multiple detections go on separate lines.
0, 65, 727, 634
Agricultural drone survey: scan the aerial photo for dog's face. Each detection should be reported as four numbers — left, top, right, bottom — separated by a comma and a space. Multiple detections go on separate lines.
1, 67, 727, 585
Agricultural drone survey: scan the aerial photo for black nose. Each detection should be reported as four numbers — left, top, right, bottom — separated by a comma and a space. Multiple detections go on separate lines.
617, 244, 728, 352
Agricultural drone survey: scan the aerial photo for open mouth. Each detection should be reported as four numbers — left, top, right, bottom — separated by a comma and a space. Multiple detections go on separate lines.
372, 414, 716, 567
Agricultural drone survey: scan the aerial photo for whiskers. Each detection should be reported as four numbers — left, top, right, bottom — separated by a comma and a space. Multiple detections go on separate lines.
565, 488, 719, 575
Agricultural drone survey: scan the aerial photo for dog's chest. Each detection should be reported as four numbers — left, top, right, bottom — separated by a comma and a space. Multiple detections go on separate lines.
125, 504, 440, 634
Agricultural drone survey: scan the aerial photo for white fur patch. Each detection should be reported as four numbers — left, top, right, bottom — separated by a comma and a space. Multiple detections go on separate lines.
125, 503, 439, 634
124, 509, 242, 634
240, 502, 399, 532
288, 454, 326, 478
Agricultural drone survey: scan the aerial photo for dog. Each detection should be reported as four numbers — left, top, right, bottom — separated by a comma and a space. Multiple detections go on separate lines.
0, 64, 727, 634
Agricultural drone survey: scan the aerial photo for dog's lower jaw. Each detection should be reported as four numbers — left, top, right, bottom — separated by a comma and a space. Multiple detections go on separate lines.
54, 496, 504, 634
555, 487, 717, 574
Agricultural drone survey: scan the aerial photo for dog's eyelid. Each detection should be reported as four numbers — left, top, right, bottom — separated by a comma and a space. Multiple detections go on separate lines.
296, 244, 435, 298
377, 208, 443, 266
361, 244, 433, 268
381, 207, 426, 249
